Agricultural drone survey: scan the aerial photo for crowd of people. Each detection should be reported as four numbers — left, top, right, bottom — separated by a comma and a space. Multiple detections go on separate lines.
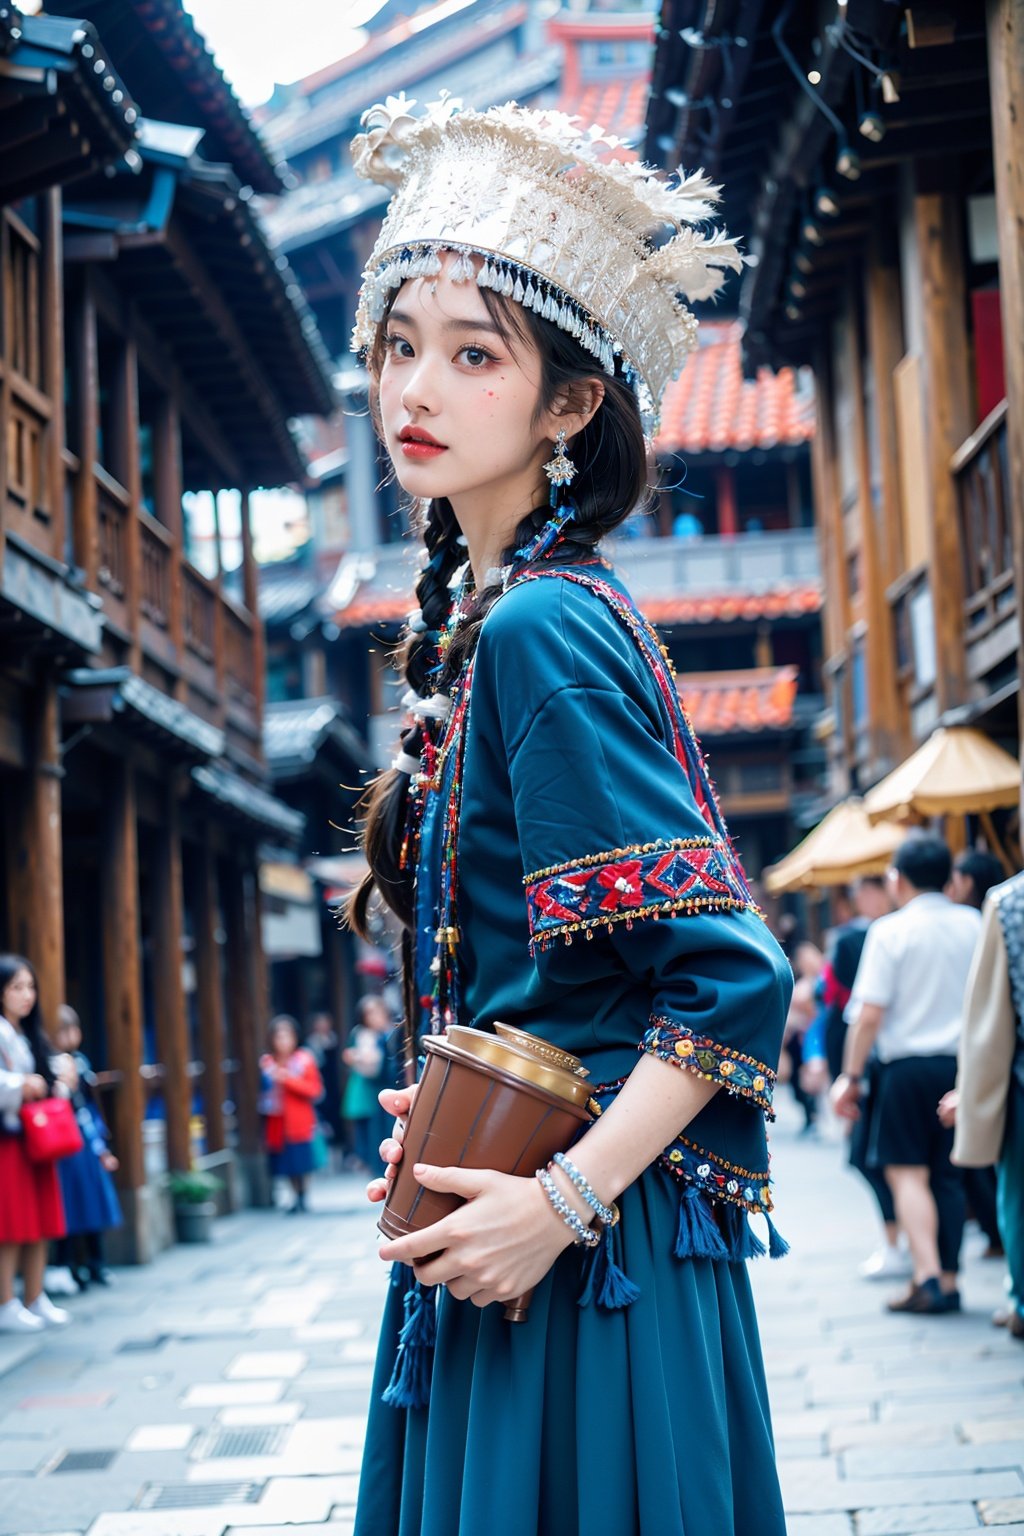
778, 832, 1023, 1334
0, 944, 399, 1330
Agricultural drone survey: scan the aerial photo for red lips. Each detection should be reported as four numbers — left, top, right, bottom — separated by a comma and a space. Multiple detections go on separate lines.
398, 425, 448, 459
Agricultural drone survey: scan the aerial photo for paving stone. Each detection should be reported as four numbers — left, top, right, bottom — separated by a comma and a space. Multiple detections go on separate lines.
180, 1383, 285, 1408
965, 1422, 1024, 1445
786, 1519, 853, 1536
125, 1426, 196, 1453
855, 1505, 981, 1534
224, 1353, 306, 1382
979, 1500, 1024, 1525
845, 1443, 1024, 1478
780, 1466, 1024, 1512
215, 1405, 303, 1428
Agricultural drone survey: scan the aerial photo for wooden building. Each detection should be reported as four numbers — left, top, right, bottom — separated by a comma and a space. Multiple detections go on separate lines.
0, 1, 335, 1259
647, 0, 1024, 836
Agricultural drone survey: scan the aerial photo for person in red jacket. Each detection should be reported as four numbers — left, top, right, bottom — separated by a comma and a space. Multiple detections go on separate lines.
259, 1016, 324, 1214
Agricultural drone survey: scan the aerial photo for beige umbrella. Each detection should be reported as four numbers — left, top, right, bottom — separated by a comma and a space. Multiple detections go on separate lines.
763, 798, 905, 894
863, 726, 1021, 824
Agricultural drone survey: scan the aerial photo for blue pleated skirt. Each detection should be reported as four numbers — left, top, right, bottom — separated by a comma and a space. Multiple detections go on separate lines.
57, 1144, 122, 1236
353, 1166, 785, 1536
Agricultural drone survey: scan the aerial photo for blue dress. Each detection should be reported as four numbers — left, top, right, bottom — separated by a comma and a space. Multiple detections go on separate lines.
58, 1054, 123, 1236
354, 565, 792, 1536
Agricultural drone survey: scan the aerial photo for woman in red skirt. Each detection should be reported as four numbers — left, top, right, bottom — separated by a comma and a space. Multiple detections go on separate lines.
0, 955, 70, 1332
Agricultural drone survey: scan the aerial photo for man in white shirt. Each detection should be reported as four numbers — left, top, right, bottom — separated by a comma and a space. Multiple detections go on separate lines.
831, 833, 982, 1315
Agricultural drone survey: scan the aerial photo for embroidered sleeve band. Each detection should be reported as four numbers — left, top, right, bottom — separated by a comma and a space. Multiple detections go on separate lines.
524, 837, 757, 952
642, 1018, 776, 1118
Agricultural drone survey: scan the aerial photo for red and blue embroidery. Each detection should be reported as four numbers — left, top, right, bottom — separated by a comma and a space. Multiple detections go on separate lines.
525, 837, 756, 951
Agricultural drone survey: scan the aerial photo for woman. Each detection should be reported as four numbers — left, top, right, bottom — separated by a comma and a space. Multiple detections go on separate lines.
51, 1004, 122, 1289
0, 955, 71, 1332
346, 99, 792, 1536
342, 996, 392, 1171
259, 1015, 323, 1214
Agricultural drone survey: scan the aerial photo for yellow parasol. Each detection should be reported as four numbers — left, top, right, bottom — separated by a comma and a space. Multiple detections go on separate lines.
863, 726, 1021, 824
763, 798, 905, 894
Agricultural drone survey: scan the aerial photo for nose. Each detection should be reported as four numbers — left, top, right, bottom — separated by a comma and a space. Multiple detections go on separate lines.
399, 351, 441, 418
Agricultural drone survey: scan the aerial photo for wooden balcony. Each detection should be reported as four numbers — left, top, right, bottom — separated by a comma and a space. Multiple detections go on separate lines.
952, 399, 1017, 681
95, 467, 131, 637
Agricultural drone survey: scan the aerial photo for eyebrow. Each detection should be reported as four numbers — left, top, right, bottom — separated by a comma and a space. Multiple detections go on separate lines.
387, 308, 504, 337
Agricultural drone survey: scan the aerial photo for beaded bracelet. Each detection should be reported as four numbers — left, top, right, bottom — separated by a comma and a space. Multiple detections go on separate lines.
551, 1152, 619, 1228
536, 1168, 600, 1248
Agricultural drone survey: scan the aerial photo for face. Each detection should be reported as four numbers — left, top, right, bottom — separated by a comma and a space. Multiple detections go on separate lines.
947, 868, 975, 907
2, 967, 36, 1023
57, 1019, 82, 1053
361, 999, 390, 1034
271, 1023, 297, 1056
376, 257, 558, 520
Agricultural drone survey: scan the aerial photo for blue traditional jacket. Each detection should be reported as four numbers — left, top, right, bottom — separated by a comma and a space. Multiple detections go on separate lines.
413, 563, 792, 1237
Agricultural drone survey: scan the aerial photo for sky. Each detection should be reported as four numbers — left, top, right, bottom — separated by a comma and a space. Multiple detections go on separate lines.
184, 0, 392, 106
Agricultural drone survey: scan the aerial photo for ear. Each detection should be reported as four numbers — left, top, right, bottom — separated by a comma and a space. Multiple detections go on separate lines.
543, 377, 606, 443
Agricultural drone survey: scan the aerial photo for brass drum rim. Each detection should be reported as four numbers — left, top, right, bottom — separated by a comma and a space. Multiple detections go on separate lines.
493, 1023, 590, 1078
435, 1028, 594, 1110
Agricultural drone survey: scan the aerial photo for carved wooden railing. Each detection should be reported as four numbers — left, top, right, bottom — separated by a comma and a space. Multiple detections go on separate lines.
952, 399, 1013, 646
138, 509, 173, 631
182, 563, 216, 666
95, 467, 131, 633
223, 599, 256, 714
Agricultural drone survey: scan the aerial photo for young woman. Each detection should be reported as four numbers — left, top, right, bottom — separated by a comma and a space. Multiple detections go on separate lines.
346, 99, 792, 1536
51, 1004, 122, 1289
259, 1015, 324, 1214
0, 955, 71, 1332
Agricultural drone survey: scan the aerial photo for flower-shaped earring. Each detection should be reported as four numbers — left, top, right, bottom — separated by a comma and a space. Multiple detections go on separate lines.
544, 429, 577, 508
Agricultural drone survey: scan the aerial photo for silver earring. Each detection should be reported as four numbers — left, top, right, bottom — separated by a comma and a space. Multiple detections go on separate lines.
544, 429, 576, 507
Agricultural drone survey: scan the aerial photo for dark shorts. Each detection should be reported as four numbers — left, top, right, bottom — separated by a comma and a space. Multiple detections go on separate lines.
869, 1054, 958, 1170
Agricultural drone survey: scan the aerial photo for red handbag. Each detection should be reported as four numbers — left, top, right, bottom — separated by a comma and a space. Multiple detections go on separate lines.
20, 1097, 84, 1163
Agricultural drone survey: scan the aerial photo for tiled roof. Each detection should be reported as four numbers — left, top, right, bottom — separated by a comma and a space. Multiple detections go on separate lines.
645, 584, 822, 626
558, 78, 648, 156
258, 565, 321, 625
657, 322, 816, 454
332, 581, 822, 631
680, 666, 799, 736
263, 697, 367, 774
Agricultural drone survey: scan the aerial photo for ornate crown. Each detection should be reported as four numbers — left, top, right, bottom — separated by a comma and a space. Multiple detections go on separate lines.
349, 94, 742, 433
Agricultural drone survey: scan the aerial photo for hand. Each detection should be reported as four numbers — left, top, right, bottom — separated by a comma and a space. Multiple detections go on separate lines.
378, 1164, 578, 1308
937, 1089, 958, 1129
57, 1057, 80, 1092
101, 1152, 119, 1173
21, 1074, 48, 1103
366, 1084, 419, 1205
830, 1073, 862, 1122
800, 1056, 830, 1097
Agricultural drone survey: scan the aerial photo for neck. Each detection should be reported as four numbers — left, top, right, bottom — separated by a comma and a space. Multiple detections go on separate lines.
449, 474, 547, 589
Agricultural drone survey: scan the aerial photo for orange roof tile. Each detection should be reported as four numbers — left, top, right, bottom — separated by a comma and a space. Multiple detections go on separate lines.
680, 666, 800, 736
558, 79, 648, 158
645, 584, 823, 626
333, 581, 822, 630
656, 322, 816, 454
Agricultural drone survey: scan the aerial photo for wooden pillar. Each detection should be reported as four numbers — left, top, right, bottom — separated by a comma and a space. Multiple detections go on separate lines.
151, 780, 191, 1173
116, 333, 143, 667
986, 0, 1024, 774
715, 467, 738, 537
72, 276, 99, 588
847, 287, 901, 775
189, 841, 226, 1155
222, 856, 263, 1167
41, 189, 66, 562
865, 239, 907, 592
913, 184, 973, 712
810, 351, 853, 789
3, 678, 65, 1025
100, 758, 146, 1245
239, 487, 265, 745
154, 382, 185, 699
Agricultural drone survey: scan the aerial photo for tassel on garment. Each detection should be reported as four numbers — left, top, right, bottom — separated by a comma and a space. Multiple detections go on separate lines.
578, 1222, 640, 1310
382, 1270, 437, 1410
674, 1184, 729, 1260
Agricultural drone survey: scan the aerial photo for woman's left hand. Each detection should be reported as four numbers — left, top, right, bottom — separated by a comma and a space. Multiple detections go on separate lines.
377, 1164, 580, 1308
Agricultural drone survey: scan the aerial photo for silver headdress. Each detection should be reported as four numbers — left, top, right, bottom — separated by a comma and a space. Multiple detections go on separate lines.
349, 94, 742, 434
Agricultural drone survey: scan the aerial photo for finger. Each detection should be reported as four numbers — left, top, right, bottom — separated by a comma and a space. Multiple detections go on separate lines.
379, 1216, 460, 1263
469, 1290, 499, 1310
412, 1163, 490, 1198
366, 1178, 389, 1204
446, 1276, 475, 1302
411, 1254, 464, 1288
379, 1138, 403, 1164
379, 1087, 414, 1116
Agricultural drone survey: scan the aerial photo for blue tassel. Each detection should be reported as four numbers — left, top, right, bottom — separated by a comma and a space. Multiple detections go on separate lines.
382, 1273, 437, 1410
674, 1185, 728, 1260
597, 1222, 640, 1310
719, 1203, 767, 1262
764, 1211, 790, 1259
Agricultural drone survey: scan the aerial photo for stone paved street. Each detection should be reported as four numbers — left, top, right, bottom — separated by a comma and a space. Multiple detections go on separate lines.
0, 1107, 1022, 1536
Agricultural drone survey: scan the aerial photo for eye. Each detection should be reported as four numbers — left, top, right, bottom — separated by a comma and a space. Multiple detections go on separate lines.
383, 331, 414, 359
457, 344, 496, 368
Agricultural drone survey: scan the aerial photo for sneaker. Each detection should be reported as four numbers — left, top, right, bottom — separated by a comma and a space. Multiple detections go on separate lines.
25, 1293, 72, 1328
859, 1244, 913, 1281
0, 1298, 45, 1334
1009, 1311, 1024, 1341
887, 1277, 961, 1315
44, 1265, 80, 1297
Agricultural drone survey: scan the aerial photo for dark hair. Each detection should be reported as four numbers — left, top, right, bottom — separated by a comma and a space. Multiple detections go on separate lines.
953, 849, 1005, 908
892, 832, 952, 893
268, 1014, 300, 1051
0, 954, 55, 1085
856, 874, 887, 892
348, 273, 650, 940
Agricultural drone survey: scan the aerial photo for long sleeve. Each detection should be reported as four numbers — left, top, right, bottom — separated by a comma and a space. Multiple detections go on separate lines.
0, 1064, 25, 1117
953, 894, 1016, 1168
284, 1050, 324, 1102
